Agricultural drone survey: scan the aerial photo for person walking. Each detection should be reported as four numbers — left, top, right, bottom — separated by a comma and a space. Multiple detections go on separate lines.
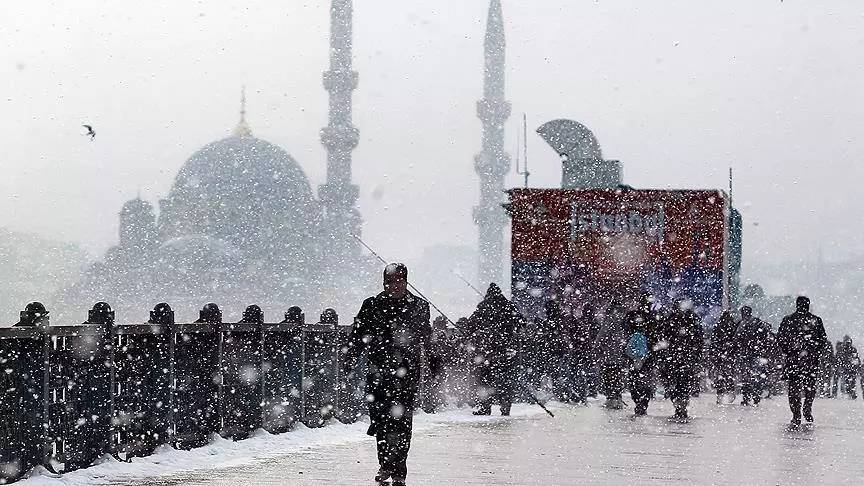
595, 300, 628, 409
342, 263, 435, 486
734, 306, 773, 406
658, 299, 704, 420
711, 310, 739, 404
624, 295, 659, 417
836, 335, 861, 399
777, 296, 830, 427
468, 283, 524, 416
568, 304, 596, 405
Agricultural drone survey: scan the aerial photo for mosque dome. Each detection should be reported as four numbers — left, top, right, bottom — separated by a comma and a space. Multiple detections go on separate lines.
158, 125, 317, 251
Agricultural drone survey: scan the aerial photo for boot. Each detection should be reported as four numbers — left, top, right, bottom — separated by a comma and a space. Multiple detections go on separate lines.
375, 468, 391, 484
790, 408, 802, 427
500, 403, 511, 416
803, 404, 814, 423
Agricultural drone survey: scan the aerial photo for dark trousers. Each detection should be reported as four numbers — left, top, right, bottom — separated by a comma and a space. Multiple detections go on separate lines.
715, 360, 736, 395
741, 365, 766, 404
602, 363, 625, 400
841, 371, 858, 398
629, 366, 654, 415
570, 360, 588, 404
787, 372, 817, 421
369, 401, 413, 480
477, 361, 515, 414
669, 368, 695, 414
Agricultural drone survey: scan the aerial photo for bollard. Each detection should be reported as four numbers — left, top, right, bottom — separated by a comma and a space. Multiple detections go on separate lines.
111, 303, 172, 460
261, 308, 304, 434
219, 305, 263, 440
300, 309, 340, 427
171, 304, 221, 450
44, 302, 114, 473
0, 303, 49, 483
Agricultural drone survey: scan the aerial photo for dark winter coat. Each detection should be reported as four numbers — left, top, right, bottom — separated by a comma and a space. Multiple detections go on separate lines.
711, 312, 738, 368
777, 310, 830, 376
467, 286, 524, 364
836, 341, 861, 374
343, 291, 433, 409
570, 315, 595, 366
734, 316, 773, 367
595, 305, 628, 370
658, 310, 704, 374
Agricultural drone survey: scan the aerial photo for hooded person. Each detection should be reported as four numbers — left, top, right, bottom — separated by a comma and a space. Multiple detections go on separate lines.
467, 283, 525, 416
624, 294, 659, 416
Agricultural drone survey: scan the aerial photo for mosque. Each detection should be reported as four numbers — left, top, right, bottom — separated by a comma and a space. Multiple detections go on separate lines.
61, 1, 371, 320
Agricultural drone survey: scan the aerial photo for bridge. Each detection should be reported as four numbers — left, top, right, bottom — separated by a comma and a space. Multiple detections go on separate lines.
19, 396, 864, 485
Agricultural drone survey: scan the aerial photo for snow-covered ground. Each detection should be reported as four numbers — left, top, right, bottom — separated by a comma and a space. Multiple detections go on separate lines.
18, 404, 548, 485
19, 396, 864, 485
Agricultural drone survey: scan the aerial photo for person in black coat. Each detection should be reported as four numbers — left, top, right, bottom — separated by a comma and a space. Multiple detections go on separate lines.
658, 299, 704, 420
711, 310, 738, 403
595, 300, 628, 409
568, 304, 597, 405
734, 306, 773, 406
342, 263, 434, 486
537, 299, 569, 401
624, 295, 659, 416
468, 283, 524, 416
581, 304, 603, 399
835, 335, 861, 399
777, 296, 830, 426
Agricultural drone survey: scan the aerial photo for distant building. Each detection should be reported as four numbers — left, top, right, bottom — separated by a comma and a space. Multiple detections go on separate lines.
60, 1, 373, 321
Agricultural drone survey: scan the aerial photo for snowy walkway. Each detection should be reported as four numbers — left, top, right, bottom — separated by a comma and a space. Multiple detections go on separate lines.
23, 396, 864, 485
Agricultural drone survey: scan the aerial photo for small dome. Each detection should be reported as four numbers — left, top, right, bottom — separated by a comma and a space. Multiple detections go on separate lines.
537, 119, 603, 160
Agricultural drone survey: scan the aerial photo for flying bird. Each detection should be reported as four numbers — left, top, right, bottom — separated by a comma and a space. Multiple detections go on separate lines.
83, 124, 95, 140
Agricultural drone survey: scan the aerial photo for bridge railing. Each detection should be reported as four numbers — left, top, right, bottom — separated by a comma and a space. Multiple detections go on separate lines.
0, 302, 367, 484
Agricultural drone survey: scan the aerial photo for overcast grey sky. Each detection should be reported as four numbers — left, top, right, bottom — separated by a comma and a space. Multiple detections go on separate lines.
2, 0, 863, 273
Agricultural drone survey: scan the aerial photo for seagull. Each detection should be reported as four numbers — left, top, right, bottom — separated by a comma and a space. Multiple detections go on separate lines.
83, 124, 95, 140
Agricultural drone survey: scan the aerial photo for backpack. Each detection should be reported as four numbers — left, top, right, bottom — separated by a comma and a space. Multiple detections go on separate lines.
626, 332, 649, 360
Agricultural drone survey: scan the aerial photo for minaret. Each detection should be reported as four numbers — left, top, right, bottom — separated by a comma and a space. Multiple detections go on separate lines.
320, 0, 362, 275
474, 0, 511, 287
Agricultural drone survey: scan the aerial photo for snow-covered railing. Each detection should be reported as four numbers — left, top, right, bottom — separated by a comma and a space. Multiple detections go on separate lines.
0, 302, 367, 484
